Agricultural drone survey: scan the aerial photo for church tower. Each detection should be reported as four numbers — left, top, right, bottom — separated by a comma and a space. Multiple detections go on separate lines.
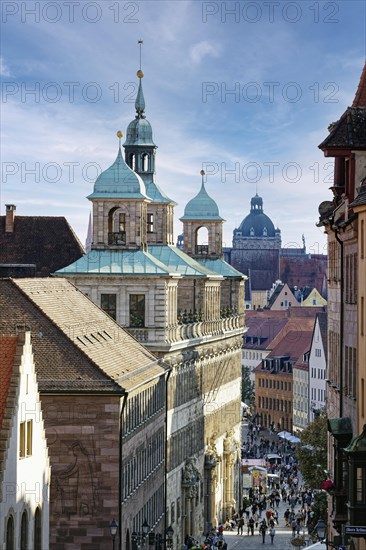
123, 69, 176, 245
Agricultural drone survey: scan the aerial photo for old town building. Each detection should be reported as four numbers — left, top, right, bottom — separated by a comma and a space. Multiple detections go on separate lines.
317, 62, 366, 545
0, 278, 166, 550
56, 69, 246, 547
308, 312, 327, 422
0, 205, 84, 277
0, 331, 50, 549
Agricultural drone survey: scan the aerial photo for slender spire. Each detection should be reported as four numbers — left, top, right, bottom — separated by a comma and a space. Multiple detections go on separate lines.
352, 61, 366, 107
135, 40, 146, 118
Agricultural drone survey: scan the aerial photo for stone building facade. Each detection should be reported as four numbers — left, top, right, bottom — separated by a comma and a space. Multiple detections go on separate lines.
57, 71, 246, 547
0, 278, 167, 550
317, 62, 366, 545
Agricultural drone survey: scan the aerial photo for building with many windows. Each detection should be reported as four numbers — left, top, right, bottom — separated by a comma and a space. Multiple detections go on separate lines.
317, 62, 366, 543
308, 312, 327, 422
56, 69, 246, 547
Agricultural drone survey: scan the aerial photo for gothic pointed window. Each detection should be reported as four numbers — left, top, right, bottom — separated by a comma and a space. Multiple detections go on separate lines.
20, 510, 28, 550
34, 508, 42, 550
6, 516, 14, 550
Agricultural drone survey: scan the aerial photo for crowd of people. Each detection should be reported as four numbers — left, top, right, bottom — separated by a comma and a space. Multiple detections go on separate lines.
183, 420, 320, 549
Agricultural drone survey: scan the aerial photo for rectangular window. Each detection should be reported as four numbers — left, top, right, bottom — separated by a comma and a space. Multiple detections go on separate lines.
315, 349, 321, 357
101, 294, 117, 320
129, 294, 145, 327
147, 213, 154, 233
119, 213, 126, 232
19, 420, 33, 458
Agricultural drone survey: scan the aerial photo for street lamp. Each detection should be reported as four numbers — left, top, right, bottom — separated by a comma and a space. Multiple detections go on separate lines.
109, 518, 118, 550
132, 519, 150, 549
165, 525, 174, 549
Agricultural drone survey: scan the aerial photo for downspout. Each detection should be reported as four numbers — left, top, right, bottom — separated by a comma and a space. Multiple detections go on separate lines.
119, 392, 129, 550
164, 367, 172, 550
334, 228, 344, 417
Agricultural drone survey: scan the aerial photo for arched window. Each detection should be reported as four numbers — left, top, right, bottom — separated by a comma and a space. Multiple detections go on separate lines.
263, 227, 267, 236
142, 153, 149, 172
20, 510, 28, 550
129, 153, 136, 170
195, 226, 209, 255
250, 227, 254, 236
34, 508, 42, 550
6, 516, 14, 550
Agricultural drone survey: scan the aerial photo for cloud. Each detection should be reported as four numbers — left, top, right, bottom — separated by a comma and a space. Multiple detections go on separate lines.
0, 57, 11, 76
190, 41, 222, 65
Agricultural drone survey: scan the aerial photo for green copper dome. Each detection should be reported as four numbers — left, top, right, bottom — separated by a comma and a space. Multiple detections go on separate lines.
88, 146, 148, 199
180, 183, 224, 221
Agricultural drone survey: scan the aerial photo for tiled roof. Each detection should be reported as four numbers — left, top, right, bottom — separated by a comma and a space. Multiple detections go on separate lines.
268, 330, 312, 361
317, 311, 328, 360
352, 62, 366, 107
280, 255, 327, 294
350, 179, 366, 208
0, 278, 163, 393
318, 107, 366, 150
244, 315, 288, 350
0, 335, 18, 431
0, 215, 84, 277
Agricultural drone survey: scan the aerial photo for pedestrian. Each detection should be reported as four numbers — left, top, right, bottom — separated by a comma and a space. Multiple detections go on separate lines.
269, 526, 276, 544
260, 519, 267, 543
248, 517, 255, 536
237, 517, 244, 535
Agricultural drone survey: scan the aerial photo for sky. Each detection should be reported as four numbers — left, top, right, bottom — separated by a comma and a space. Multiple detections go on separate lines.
1, 0, 366, 255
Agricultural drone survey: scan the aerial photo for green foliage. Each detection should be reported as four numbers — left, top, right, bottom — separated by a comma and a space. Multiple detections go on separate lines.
242, 366, 255, 406
295, 411, 328, 489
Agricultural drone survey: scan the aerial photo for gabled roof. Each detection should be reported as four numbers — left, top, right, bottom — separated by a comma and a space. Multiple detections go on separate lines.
318, 108, 366, 151
315, 311, 328, 360
0, 335, 18, 431
0, 278, 163, 393
268, 330, 312, 361
0, 215, 84, 277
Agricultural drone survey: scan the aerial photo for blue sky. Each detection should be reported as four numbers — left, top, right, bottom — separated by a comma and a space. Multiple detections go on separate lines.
1, 0, 366, 254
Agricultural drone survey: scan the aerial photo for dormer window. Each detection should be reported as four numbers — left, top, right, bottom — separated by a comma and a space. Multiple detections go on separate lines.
263, 227, 267, 236
250, 227, 254, 236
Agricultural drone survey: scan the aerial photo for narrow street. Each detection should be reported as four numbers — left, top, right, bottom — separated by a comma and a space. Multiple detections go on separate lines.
219, 421, 305, 550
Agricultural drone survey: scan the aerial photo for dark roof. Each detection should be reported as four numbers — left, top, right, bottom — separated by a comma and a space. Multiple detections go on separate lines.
0, 335, 18, 431
0, 278, 161, 393
317, 311, 328, 360
318, 107, 366, 151
352, 62, 366, 108
350, 179, 366, 208
0, 215, 84, 277
244, 315, 288, 349
280, 255, 327, 294
266, 283, 284, 309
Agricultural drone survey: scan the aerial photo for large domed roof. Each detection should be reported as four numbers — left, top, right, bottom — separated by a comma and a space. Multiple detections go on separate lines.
87, 146, 148, 199
180, 183, 224, 221
236, 194, 275, 237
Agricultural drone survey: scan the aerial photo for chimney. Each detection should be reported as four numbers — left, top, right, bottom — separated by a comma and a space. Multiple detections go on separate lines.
5, 204, 16, 233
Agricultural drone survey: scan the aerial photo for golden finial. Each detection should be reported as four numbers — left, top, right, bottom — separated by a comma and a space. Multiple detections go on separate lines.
117, 130, 123, 139
200, 170, 205, 176
137, 69, 144, 79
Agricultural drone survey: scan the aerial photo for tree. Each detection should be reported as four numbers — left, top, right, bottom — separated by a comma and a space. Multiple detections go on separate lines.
295, 410, 328, 489
242, 366, 255, 406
